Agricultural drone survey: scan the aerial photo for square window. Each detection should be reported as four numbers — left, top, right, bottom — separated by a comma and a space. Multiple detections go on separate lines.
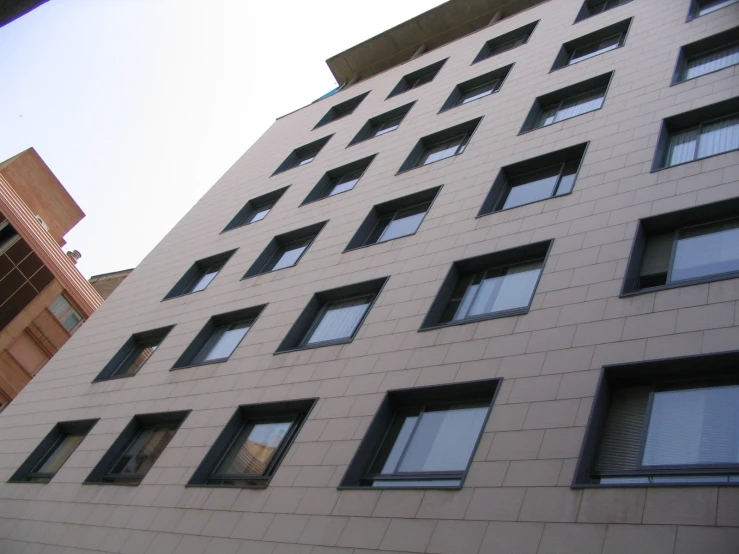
574, 0, 632, 23
188, 399, 316, 487
673, 27, 739, 84
688, 0, 739, 19
163, 249, 236, 300
173, 305, 266, 368
387, 59, 447, 99
349, 102, 414, 146
302, 155, 375, 205
223, 186, 289, 232
346, 186, 441, 251
472, 21, 538, 64
652, 97, 739, 170
421, 241, 551, 330
314, 92, 369, 128
85, 411, 189, 485
339, 380, 498, 489
552, 19, 631, 71
398, 118, 482, 173
521, 73, 612, 133
622, 197, 739, 295
273, 135, 332, 175
10, 419, 97, 483
439, 64, 513, 113
479, 143, 588, 215
244, 221, 327, 278
49, 295, 83, 333
276, 278, 387, 353
574, 351, 739, 486
93, 326, 174, 382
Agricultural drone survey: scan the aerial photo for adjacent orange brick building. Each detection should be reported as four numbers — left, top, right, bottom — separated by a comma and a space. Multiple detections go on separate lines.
0, 148, 102, 407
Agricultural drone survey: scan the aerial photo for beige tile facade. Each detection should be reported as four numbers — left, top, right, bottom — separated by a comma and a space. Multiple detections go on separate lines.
1, 0, 739, 552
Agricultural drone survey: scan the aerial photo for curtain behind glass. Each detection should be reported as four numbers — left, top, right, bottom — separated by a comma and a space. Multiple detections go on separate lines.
671, 220, 739, 281
685, 43, 739, 80
307, 297, 371, 344
697, 117, 739, 159
35, 434, 85, 474
642, 385, 739, 466
666, 128, 699, 166
554, 89, 605, 123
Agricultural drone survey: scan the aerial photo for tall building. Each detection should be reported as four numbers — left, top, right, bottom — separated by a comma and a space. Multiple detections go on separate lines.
0, 148, 102, 407
1, 0, 738, 552
89, 269, 134, 301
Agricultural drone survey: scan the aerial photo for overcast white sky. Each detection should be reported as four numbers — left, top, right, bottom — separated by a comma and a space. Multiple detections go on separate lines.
0, 0, 444, 278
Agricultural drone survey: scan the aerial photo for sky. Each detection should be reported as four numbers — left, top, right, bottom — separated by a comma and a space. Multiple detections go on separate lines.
0, 0, 445, 278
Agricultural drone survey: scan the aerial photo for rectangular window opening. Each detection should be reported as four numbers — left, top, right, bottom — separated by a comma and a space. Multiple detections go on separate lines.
399, 118, 482, 173
244, 222, 327, 278
473, 21, 538, 64
164, 250, 236, 300
387, 60, 447, 99
575, 0, 632, 23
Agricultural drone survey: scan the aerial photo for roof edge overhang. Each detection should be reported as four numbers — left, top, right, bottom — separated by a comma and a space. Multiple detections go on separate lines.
325, 0, 547, 85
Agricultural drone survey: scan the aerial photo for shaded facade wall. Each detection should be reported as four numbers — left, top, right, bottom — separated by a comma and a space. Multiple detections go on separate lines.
0, 1, 738, 553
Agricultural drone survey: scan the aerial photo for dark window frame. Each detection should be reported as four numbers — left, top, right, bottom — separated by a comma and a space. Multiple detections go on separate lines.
573, 350, 739, 488
387, 59, 448, 99
301, 155, 377, 205
348, 102, 415, 146
172, 305, 266, 369
9, 419, 98, 483
439, 64, 514, 113
621, 197, 739, 297
188, 398, 317, 489
574, 0, 632, 23
222, 186, 289, 232
85, 411, 189, 486
398, 117, 483, 174
672, 27, 739, 85
163, 249, 237, 300
472, 21, 539, 64
552, 19, 632, 72
243, 221, 327, 279
651, 96, 739, 171
478, 143, 589, 216
275, 277, 388, 354
339, 379, 500, 490
420, 241, 552, 331
313, 91, 370, 129
520, 72, 613, 134
272, 135, 333, 176
345, 186, 443, 252
687, 0, 739, 21
93, 325, 175, 383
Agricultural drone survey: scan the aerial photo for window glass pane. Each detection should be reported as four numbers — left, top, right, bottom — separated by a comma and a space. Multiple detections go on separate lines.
569, 34, 621, 65
666, 127, 699, 166
639, 232, 673, 280
110, 426, 176, 475
366, 214, 394, 245
33, 433, 85, 474
696, 116, 739, 159
306, 296, 371, 344
462, 262, 542, 319
115, 344, 158, 377
50, 296, 71, 319
378, 203, 430, 243
698, 0, 739, 16
215, 419, 292, 475
420, 135, 465, 166
375, 412, 420, 474
190, 269, 219, 293
502, 166, 561, 210
453, 274, 482, 322
555, 160, 580, 196
268, 238, 311, 272
329, 169, 363, 196
374, 116, 402, 137
487, 35, 526, 57
685, 43, 739, 80
60, 311, 82, 332
200, 322, 251, 362
459, 80, 498, 105
248, 205, 272, 223
643, 385, 739, 466
553, 88, 605, 123
671, 219, 739, 282
409, 71, 435, 89
397, 404, 488, 472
